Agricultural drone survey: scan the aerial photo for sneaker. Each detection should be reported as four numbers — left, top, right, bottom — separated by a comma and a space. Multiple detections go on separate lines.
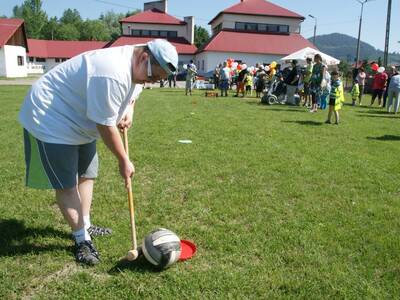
325, 120, 331, 124
75, 240, 100, 265
87, 225, 112, 237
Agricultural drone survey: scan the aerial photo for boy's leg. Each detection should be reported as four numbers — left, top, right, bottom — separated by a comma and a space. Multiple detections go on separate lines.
326, 106, 332, 123
56, 187, 84, 232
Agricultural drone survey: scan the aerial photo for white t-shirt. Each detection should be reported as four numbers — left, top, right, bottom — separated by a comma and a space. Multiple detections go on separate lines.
19, 45, 143, 145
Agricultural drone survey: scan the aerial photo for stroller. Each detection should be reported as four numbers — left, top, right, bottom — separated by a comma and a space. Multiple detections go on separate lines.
261, 77, 287, 105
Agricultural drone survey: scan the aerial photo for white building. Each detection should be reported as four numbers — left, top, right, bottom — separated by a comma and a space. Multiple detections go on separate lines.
27, 39, 107, 74
0, 18, 28, 78
109, 0, 197, 68
195, 0, 315, 74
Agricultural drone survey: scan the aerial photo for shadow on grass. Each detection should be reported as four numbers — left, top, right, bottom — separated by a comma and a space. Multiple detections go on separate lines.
0, 219, 71, 257
357, 114, 398, 119
367, 135, 400, 141
358, 109, 391, 115
282, 120, 324, 126
108, 256, 162, 275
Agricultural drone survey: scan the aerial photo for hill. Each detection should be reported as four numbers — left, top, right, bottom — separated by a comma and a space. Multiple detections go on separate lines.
309, 33, 400, 64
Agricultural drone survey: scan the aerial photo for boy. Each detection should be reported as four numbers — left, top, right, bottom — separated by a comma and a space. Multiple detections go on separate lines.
351, 79, 360, 106
325, 70, 344, 125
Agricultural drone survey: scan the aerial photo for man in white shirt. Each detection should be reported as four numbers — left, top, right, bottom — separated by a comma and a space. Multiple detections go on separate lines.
19, 39, 178, 265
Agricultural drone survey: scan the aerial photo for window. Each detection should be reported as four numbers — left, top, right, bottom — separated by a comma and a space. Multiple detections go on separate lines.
28, 57, 34, 62
202, 60, 204, 71
235, 22, 245, 31
246, 23, 257, 31
55, 58, 60, 63
258, 24, 268, 32
213, 23, 222, 35
131, 29, 141, 36
62, 58, 67, 62
142, 30, 150, 36
279, 25, 289, 33
17, 56, 24, 66
235, 22, 289, 34
151, 30, 159, 37
160, 31, 168, 37
36, 57, 46, 62
268, 24, 279, 32
167, 31, 177, 38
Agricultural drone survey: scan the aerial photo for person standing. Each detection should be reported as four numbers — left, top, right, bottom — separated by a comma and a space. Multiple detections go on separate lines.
356, 67, 366, 105
387, 68, 400, 114
370, 67, 388, 107
18, 39, 178, 265
219, 61, 231, 97
303, 57, 313, 107
284, 60, 300, 105
168, 71, 176, 88
310, 54, 326, 113
325, 70, 344, 124
235, 64, 248, 98
383, 66, 398, 108
185, 60, 197, 96
213, 64, 221, 90
351, 79, 360, 106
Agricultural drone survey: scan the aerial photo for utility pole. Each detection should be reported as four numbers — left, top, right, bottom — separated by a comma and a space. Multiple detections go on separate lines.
383, 0, 392, 67
309, 15, 317, 46
355, 0, 374, 68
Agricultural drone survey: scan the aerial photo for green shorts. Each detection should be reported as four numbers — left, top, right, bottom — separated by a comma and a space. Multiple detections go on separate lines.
23, 129, 98, 189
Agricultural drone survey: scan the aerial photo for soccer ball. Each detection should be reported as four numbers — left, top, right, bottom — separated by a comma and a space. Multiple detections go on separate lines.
142, 228, 181, 269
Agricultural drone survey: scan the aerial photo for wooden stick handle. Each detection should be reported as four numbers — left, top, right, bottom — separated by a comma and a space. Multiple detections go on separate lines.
123, 128, 137, 251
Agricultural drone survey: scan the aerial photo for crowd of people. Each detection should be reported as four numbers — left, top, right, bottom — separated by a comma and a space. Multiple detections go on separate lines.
209, 56, 400, 122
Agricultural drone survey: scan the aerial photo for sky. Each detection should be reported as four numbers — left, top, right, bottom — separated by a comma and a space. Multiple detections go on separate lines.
1, 0, 399, 52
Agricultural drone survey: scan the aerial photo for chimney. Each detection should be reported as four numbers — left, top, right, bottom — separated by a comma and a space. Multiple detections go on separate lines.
184, 16, 194, 45
143, 0, 167, 12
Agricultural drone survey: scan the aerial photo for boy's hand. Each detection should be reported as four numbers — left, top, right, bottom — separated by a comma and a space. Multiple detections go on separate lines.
119, 158, 135, 188
118, 105, 134, 132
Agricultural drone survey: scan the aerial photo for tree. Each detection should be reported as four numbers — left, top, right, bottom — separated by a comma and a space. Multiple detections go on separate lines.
42, 17, 59, 40
60, 9, 82, 26
100, 11, 124, 40
194, 25, 210, 49
80, 20, 110, 41
12, 0, 48, 39
55, 23, 80, 40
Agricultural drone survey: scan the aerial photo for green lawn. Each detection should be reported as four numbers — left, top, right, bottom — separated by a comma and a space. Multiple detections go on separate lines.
1, 85, 399, 299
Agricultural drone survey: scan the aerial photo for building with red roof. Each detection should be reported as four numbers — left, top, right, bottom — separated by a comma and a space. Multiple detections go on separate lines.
113, 0, 197, 68
195, 0, 315, 74
26, 39, 107, 74
0, 18, 28, 77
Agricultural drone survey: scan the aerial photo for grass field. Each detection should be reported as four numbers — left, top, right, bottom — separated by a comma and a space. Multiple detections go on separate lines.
1, 85, 399, 299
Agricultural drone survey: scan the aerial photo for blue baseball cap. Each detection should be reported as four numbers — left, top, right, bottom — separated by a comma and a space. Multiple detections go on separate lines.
147, 39, 178, 75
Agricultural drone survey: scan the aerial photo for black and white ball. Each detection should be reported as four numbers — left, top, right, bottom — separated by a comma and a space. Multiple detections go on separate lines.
142, 228, 181, 269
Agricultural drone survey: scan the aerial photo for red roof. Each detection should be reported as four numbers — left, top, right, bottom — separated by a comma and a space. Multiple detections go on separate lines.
209, 0, 304, 24
0, 18, 25, 47
109, 36, 197, 55
120, 9, 185, 25
199, 30, 315, 55
27, 39, 108, 58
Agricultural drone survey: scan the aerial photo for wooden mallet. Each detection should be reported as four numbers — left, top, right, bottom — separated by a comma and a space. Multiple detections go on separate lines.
123, 128, 140, 261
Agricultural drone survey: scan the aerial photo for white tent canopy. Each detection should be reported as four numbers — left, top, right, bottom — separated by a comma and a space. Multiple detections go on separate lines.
280, 47, 340, 66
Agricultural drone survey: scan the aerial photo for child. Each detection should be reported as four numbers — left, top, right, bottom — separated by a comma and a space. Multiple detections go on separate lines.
256, 72, 266, 98
325, 70, 344, 125
351, 79, 360, 106
245, 72, 253, 96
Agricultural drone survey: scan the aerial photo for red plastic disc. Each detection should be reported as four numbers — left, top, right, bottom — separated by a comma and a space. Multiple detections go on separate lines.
179, 240, 196, 261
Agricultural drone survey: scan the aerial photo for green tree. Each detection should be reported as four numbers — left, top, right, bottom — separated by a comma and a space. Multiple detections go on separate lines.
60, 8, 82, 26
100, 11, 124, 40
42, 16, 59, 40
12, 0, 48, 39
55, 23, 80, 40
194, 25, 210, 49
80, 20, 110, 41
